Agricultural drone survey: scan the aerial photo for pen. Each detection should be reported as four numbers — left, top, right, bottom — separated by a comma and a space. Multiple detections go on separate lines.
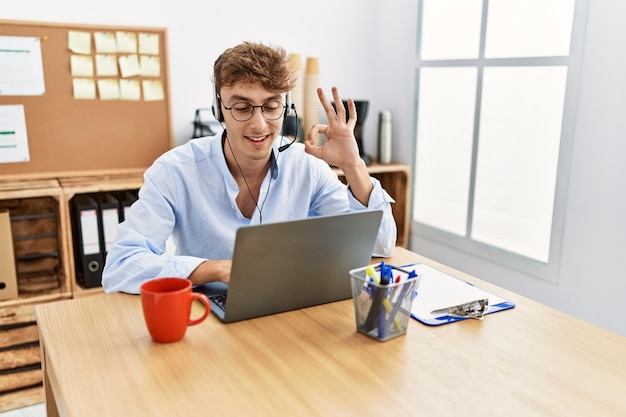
376, 266, 391, 338
377, 261, 386, 284
384, 269, 418, 335
363, 263, 389, 333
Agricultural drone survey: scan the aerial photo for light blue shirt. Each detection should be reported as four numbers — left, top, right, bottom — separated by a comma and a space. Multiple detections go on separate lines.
102, 133, 397, 294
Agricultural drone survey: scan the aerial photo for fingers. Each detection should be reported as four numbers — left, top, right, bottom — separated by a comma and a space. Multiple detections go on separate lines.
304, 124, 323, 158
346, 97, 357, 124
307, 123, 327, 144
317, 86, 357, 126
304, 138, 321, 159
326, 87, 346, 122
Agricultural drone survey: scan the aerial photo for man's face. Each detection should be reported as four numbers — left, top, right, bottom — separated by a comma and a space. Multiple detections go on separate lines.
219, 82, 286, 163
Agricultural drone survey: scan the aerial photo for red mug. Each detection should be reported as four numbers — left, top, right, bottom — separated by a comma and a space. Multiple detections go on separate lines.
140, 277, 210, 343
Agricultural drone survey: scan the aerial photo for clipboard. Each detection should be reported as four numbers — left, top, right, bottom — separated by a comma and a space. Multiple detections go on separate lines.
408, 263, 515, 326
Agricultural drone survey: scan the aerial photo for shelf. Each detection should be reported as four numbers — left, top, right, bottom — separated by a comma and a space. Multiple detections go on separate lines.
0, 171, 143, 410
58, 170, 144, 296
0, 179, 71, 409
0, 165, 411, 307
57, 168, 145, 196
333, 163, 411, 248
0, 180, 73, 305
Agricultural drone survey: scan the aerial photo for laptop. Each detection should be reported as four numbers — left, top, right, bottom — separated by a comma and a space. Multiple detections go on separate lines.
194, 210, 383, 323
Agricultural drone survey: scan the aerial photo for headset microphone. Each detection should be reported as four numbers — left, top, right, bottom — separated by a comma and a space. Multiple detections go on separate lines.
278, 104, 298, 153
278, 141, 295, 152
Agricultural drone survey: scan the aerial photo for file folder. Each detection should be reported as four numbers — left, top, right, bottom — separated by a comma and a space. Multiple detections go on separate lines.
111, 190, 138, 222
95, 193, 120, 256
409, 263, 515, 326
0, 211, 18, 301
71, 194, 103, 288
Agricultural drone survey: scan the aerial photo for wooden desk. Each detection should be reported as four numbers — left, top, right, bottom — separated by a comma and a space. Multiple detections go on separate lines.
35, 248, 626, 417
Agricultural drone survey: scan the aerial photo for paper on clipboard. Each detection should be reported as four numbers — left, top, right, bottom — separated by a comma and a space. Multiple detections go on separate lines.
410, 264, 514, 325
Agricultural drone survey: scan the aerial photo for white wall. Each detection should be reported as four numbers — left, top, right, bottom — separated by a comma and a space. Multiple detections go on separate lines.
6, 0, 625, 337
4, 0, 385, 149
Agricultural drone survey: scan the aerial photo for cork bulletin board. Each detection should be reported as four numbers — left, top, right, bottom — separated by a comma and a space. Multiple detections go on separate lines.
0, 20, 174, 176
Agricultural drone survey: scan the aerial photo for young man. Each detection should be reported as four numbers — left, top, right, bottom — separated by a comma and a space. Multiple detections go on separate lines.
102, 42, 396, 294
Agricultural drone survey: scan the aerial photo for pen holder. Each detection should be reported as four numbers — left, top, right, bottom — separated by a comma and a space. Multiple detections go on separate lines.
349, 264, 420, 342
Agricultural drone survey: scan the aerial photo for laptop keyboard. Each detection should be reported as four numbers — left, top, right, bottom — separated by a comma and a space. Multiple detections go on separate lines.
209, 293, 227, 310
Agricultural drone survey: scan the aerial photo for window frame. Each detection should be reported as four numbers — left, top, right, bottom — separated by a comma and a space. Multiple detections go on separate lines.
411, 0, 589, 283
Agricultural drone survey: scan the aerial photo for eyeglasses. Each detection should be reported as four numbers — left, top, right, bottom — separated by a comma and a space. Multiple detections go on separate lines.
221, 99, 286, 122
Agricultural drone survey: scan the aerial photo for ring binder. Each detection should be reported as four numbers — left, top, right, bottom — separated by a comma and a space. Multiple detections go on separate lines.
71, 194, 103, 288
95, 193, 120, 256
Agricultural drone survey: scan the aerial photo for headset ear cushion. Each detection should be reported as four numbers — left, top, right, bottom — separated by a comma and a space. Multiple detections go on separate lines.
212, 85, 223, 122
212, 101, 222, 122
211, 97, 224, 122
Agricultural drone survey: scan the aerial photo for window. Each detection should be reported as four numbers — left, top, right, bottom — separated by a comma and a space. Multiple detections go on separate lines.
412, 0, 587, 281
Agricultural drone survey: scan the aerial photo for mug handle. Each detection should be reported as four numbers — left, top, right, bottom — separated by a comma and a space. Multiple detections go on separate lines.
188, 293, 211, 326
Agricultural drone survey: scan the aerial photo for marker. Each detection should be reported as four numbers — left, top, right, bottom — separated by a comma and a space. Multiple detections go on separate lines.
384, 285, 409, 334
363, 265, 379, 298
365, 265, 379, 284
364, 263, 389, 333
384, 268, 419, 334
375, 264, 391, 337
383, 298, 402, 333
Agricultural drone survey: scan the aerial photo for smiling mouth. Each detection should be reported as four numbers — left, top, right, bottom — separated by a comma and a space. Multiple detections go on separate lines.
246, 134, 270, 143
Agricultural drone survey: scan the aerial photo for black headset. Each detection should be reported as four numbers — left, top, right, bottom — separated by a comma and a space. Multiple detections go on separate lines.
212, 83, 293, 122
